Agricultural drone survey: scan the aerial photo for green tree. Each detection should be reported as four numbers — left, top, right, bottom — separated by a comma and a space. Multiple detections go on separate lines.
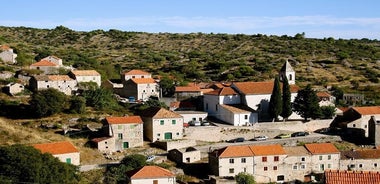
69, 95, 86, 114
235, 172, 256, 184
82, 88, 118, 110
281, 76, 292, 120
292, 85, 322, 121
0, 144, 79, 184
320, 106, 336, 119
29, 88, 67, 117
159, 75, 175, 97
269, 76, 282, 121
105, 154, 146, 184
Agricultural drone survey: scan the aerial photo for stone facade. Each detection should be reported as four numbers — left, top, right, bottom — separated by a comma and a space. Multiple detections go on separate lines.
69, 70, 101, 87
0, 45, 17, 64
29, 75, 77, 95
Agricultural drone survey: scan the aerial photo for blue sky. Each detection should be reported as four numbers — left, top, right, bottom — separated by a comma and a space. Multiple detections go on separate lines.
1, 0, 379, 39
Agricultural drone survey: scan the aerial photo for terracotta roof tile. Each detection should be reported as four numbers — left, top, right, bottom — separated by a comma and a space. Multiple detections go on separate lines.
304, 143, 339, 154
249, 144, 286, 155
233, 81, 299, 95
317, 91, 332, 98
170, 101, 195, 109
205, 87, 238, 96
352, 106, 380, 115
31, 60, 58, 67
131, 78, 156, 84
71, 70, 100, 76
124, 69, 150, 75
33, 75, 74, 81
127, 166, 175, 179
91, 137, 112, 143
283, 146, 311, 156
33, 141, 78, 155
217, 145, 254, 158
0, 45, 11, 51
175, 86, 201, 92
220, 104, 254, 113
139, 107, 182, 118
325, 170, 380, 184
105, 116, 143, 124
341, 149, 380, 160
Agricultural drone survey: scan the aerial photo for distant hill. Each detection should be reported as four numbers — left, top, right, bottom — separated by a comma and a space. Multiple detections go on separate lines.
0, 26, 379, 102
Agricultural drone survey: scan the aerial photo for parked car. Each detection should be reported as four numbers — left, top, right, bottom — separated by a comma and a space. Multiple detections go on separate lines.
250, 135, 268, 141
146, 155, 155, 162
201, 120, 210, 126
291, 131, 309, 137
227, 137, 245, 143
183, 123, 190, 128
275, 133, 291, 139
189, 120, 201, 126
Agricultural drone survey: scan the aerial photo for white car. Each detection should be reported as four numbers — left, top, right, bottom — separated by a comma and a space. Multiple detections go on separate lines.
146, 155, 155, 162
251, 135, 268, 141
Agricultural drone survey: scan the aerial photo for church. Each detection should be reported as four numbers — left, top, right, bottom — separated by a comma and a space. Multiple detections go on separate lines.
203, 60, 300, 125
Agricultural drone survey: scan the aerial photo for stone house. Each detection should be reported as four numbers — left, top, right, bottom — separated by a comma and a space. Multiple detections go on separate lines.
69, 69, 101, 87
175, 110, 208, 124
324, 170, 380, 184
91, 137, 114, 154
122, 69, 152, 82
175, 84, 202, 101
304, 143, 340, 173
0, 45, 17, 64
4, 82, 24, 95
33, 141, 80, 165
283, 146, 313, 182
30, 59, 60, 74
126, 165, 176, 184
122, 78, 159, 101
139, 107, 183, 142
168, 147, 201, 164
317, 91, 336, 107
101, 116, 144, 152
340, 148, 380, 171
369, 116, 380, 146
29, 75, 77, 95
42, 55, 63, 66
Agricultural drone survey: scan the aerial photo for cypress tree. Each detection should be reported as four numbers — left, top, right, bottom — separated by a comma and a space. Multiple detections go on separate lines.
281, 76, 292, 120
269, 76, 282, 121
292, 84, 322, 121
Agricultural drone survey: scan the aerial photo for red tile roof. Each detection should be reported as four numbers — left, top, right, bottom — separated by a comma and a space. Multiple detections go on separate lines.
139, 107, 182, 118
33, 141, 78, 155
0, 45, 11, 51
217, 145, 254, 158
124, 69, 150, 75
352, 106, 380, 115
304, 143, 339, 154
105, 116, 143, 124
205, 87, 238, 96
31, 60, 58, 67
71, 70, 100, 76
249, 144, 286, 155
127, 166, 175, 179
220, 104, 253, 113
131, 78, 156, 84
33, 75, 74, 81
317, 91, 332, 98
91, 137, 112, 143
341, 149, 380, 160
175, 86, 201, 92
325, 170, 380, 184
233, 81, 299, 95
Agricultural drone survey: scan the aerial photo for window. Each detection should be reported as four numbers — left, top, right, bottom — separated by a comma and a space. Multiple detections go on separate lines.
300, 164, 306, 170
176, 132, 180, 136
301, 157, 305, 162
264, 167, 268, 171
157, 133, 160, 137
319, 155, 323, 160
118, 133, 123, 139
229, 168, 234, 173
244, 115, 248, 119
215, 105, 218, 111
277, 175, 285, 181
172, 120, 176, 125
274, 156, 279, 162
353, 124, 356, 128
293, 165, 298, 170
273, 166, 277, 170
328, 155, 331, 160
328, 164, 332, 168
118, 125, 122, 129
229, 159, 234, 163
262, 157, 267, 162
320, 164, 325, 171
359, 164, 363, 168
350, 164, 355, 168
289, 74, 292, 80
66, 158, 71, 164
365, 125, 368, 128
160, 120, 164, 125
375, 163, 378, 167
241, 158, 246, 163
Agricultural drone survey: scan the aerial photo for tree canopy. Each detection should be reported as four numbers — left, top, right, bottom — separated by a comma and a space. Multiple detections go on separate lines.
292, 85, 322, 121
0, 144, 79, 184
235, 172, 256, 184
29, 88, 67, 117
281, 76, 292, 120
269, 76, 282, 121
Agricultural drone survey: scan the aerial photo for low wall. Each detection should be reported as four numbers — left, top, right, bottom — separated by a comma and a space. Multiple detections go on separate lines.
155, 139, 197, 151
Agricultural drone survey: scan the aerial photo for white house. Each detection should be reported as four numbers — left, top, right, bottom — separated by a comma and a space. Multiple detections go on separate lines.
283, 146, 313, 182
122, 78, 159, 101
126, 165, 176, 184
29, 75, 77, 95
4, 82, 24, 95
345, 106, 380, 137
340, 148, 380, 171
30, 59, 60, 74
175, 110, 208, 124
139, 107, 184, 142
317, 91, 336, 107
0, 45, 17, 64
304, 143, 340, 173
42, 55, 63, 66
122, 69, 152, 82
33, 141, 80, 165
69, 69, 101, 87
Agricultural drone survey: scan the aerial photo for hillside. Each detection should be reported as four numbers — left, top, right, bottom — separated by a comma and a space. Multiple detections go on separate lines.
0, 26, 379, 103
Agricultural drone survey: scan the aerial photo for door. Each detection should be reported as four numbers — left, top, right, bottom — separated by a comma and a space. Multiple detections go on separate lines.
123, 142, 129, 149
153, 180, 158, 184
164, 132, 172, 140
66, 158, 71, 164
